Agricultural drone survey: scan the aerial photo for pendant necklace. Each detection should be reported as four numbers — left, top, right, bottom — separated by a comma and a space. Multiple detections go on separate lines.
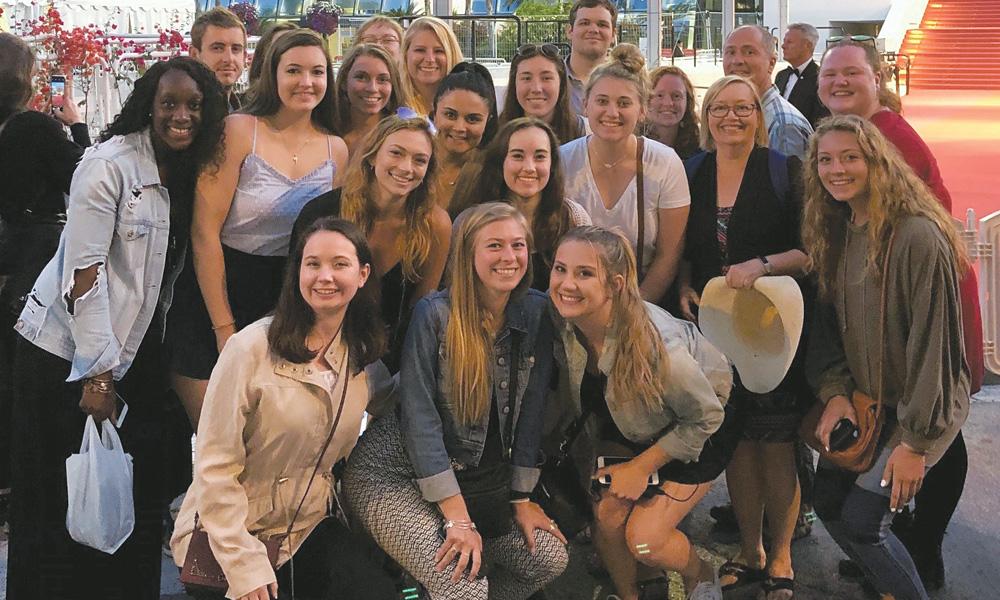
590, 140, 629, 170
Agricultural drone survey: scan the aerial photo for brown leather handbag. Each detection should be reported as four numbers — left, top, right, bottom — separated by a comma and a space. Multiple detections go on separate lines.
180, 348, 350, 593
799, 232, 895, 473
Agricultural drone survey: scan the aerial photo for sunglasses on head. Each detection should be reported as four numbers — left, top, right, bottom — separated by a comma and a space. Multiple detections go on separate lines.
515, 43, 562, 60
826, 34, 877, 49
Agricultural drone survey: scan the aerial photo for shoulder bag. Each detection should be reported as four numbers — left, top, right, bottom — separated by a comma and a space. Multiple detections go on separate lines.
799, 232, 895, 473
180, 348, 351, 594
634, 136, 646, 281
534, 404, 595, 539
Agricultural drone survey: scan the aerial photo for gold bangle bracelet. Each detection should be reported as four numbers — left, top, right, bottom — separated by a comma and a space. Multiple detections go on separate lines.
211, 320, 236, 331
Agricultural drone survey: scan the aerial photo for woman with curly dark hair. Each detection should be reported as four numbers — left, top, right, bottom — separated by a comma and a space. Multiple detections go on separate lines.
7, 56, 226, 600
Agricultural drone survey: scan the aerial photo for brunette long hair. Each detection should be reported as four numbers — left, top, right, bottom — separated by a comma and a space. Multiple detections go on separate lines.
242, 29, 337, 133
499, 45, 581, 144
446, 203, 532, 425
334, 44, 409, 135
268, 217, 386, 372
450, 118, 571, 264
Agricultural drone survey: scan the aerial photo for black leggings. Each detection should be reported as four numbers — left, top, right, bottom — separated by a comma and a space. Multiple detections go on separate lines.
906, 431, 968, 549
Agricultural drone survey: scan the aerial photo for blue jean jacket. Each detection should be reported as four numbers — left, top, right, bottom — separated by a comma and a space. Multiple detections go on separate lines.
399, 289, 553, 503
14, 129, 182, 381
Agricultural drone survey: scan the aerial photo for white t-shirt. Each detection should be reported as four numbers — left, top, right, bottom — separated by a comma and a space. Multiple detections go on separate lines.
559, 136, 690, 270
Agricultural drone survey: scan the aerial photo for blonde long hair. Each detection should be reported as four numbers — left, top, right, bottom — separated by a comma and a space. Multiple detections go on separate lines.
556, 227, 668, 412
802, 115, 967, 300
400, 17, 464, 115
446, 203, 533, 425
339, 115, 438, 281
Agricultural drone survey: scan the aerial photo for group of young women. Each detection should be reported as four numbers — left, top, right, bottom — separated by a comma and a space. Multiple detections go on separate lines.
0, 13, 975, 600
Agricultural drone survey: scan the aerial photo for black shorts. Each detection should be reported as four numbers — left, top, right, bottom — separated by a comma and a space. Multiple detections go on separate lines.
657, 402, 742, 485
165, 245, 286, 380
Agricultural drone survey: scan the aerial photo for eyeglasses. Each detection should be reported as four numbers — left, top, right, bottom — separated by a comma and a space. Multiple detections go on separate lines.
826, 35, 876, 49
514, 43, 562, 60
707, 103, 757, 118
360, 35, 400, 47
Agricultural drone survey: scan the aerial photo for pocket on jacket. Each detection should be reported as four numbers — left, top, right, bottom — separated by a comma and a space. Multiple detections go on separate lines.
115, 221, 151, 242
246, 494, 275, 530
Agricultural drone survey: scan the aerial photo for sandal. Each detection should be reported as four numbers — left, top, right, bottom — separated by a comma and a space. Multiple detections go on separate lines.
718, 560, 765, 591
758, 576, 795, 600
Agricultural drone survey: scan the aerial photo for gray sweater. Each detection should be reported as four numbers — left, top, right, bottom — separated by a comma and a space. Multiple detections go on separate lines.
807, 216, 970, 464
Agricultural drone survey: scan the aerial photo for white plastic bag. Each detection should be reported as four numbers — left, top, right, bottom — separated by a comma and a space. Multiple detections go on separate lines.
65, 415, 135, 553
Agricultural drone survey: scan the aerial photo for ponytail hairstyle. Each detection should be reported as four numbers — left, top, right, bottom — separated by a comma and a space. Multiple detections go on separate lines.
555, 226, 668, 412
584, 43, 650, 110
446, 202, 533, 425
432, 61, 499, 147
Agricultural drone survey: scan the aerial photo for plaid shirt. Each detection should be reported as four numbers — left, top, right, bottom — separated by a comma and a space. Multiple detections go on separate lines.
760, 85, 814, 160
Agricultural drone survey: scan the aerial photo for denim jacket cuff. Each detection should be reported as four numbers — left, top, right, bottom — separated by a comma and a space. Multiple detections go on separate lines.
510, 465, 540, 495
416, 468, 461, 503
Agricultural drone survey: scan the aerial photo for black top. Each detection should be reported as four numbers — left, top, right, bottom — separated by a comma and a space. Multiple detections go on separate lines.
292, 189, 418, 373
0, 111, 91, 223
774, 60, 831, 129
683, 146, 804, 294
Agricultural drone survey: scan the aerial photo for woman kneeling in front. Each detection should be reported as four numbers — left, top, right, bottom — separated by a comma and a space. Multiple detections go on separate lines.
343, 202, 568, 599
547, 226, 736, 600
171, 217, 396, 600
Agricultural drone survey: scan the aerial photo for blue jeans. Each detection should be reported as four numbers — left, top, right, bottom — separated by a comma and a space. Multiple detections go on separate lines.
814, 440, 929, 600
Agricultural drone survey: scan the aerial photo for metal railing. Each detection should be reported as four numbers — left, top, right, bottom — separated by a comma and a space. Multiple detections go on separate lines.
399, 14, 524, 62
957, 209, 1000, 376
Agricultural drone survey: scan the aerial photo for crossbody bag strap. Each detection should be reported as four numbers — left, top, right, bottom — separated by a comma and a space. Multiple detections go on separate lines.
635, 136, 646, 279
553, 405, 593, 467
503, 332, 520, 458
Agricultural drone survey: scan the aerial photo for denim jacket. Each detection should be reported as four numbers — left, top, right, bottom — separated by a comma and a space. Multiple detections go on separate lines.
399, 289, 554, 503
14, 129, 182, 381
552, 302, 732, 463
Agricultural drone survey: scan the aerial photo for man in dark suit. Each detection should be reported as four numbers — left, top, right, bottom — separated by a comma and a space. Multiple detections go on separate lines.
775, 23, 830, 128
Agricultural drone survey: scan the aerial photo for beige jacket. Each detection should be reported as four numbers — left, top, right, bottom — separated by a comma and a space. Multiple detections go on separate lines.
170, 318, 393, 599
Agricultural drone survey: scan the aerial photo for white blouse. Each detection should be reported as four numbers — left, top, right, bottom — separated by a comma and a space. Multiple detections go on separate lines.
560, 136, 690, 270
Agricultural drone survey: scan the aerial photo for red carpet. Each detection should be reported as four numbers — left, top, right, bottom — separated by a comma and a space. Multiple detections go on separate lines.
899, 90, 1000, 221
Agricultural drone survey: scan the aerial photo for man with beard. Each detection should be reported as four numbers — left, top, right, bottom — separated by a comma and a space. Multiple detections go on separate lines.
565, 0, 617, 114
189, 7, 247, 113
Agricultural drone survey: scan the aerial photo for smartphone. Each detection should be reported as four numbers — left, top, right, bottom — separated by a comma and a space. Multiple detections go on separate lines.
596, 456, 660, 487
50, 75, 66, 108
829, 418, 859, 452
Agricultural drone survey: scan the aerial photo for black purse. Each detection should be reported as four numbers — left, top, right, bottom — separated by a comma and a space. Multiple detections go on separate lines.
534, 407, 594, 539
454, 334, 521, 539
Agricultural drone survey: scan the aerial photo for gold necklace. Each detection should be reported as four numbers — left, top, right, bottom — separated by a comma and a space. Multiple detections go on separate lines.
590, 140, 629, 170
269, 122, 314, 163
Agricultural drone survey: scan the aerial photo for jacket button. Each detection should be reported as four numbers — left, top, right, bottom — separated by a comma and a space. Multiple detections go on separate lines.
498, 356, 505, 365
502, 406, 510, 414
499, 381, 508, 390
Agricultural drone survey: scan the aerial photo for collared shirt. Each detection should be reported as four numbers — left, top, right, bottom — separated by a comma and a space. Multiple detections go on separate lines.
15, 129, 184, 381
171, 318, 395, 599
782, 59, 814, 99
228, 90, 241, 113
398, 289, 554, 503
760, 85, 814, 160
552, 302, 731, 464
565, 54, 586, 115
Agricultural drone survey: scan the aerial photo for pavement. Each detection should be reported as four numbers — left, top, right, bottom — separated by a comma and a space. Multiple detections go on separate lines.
1, 388, 998, 600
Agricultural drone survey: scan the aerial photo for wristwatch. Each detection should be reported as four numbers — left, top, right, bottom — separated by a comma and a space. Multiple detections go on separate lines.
758, 255, 773, 275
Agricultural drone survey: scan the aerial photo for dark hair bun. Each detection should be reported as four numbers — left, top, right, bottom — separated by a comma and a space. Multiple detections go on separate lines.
610, 44, 645, 74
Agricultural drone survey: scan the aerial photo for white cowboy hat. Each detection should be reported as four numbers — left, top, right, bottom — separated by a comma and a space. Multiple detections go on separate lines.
698, 276, 804, 394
